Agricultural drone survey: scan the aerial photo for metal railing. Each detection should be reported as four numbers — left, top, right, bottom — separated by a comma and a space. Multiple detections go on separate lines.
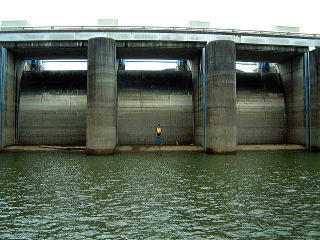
1, 25, 320, 39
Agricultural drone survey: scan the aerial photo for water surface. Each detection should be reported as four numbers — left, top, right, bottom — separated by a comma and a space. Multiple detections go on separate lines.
0, 151, 320, 239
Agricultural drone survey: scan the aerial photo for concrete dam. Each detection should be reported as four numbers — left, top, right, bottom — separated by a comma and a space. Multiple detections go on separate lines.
18, 70, 286, 146
1, 26, 320, 154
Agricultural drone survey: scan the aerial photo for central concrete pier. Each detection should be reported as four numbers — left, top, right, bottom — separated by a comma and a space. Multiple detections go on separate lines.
87, 38, 117, 155
205, 40, 236, 153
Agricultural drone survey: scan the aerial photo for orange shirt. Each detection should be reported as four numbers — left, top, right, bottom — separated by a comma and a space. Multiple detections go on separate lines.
156, 127, 162, 136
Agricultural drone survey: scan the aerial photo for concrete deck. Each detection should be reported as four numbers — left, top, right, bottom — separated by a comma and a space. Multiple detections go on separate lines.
1, 144, 306, 153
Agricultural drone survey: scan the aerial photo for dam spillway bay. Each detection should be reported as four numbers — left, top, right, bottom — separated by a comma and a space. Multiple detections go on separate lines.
1, 26, 320, 154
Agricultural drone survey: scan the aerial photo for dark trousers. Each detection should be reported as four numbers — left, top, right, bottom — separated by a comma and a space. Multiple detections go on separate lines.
155, 135, 163, 146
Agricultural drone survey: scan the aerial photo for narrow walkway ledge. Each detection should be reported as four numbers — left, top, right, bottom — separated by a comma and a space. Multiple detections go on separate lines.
2, 144, 306, 153
2, 145, 87, 153
237, 144, 306, 151
2, 145, 204, 153
116, 145, 204, 152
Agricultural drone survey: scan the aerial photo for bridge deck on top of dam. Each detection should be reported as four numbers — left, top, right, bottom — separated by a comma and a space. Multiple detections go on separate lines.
1, 25, 320, 48
2, 40, 308, 62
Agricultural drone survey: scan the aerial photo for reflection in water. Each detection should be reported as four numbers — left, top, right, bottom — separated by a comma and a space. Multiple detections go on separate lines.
0, 151, 320, 239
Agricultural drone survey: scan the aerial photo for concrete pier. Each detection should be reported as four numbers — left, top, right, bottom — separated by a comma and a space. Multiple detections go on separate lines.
87, 38, 117, 155
0, 47, 17, 149
205, 40, 236, 153
310, 48, 320, 150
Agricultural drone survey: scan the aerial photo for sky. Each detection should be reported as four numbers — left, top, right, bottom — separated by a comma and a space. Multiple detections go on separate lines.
1, 0, 319, 33
1, 0, 319, 71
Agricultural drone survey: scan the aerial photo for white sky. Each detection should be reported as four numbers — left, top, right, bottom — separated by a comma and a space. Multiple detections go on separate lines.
42, 60, 178, 71
2, 0, 319, 71
42, 60, 257, 72
1, 0, 319, 33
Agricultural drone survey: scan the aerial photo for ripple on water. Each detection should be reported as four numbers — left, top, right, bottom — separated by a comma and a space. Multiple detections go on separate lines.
0, 151, 320, 239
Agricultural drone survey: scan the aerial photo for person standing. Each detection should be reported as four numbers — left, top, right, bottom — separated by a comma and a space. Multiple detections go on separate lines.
155, 124, 163, 146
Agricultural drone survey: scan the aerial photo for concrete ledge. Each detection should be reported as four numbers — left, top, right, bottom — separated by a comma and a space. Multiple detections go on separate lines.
2, 145, 86, 153
116, 145, 203, 152
1, 144, 306, 153
1, 145, 204, 153
237, 144, 306, 151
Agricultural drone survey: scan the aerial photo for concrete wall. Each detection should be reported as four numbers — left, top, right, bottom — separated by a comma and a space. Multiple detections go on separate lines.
0, 48, 17, 148
19, 70, 193, 146
0, 46, 3, 148
18, 71, 87, 145
237, 72, 286, 144
18, 69, 290, 147
190, 57, 204, 146
5, 50, 16, 146
279, 54, 306, 145
310, 49, 320, 150
117, 71, 193, 145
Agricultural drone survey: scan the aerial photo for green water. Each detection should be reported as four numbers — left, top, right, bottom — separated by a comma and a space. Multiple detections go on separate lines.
0, 151, 320, 239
